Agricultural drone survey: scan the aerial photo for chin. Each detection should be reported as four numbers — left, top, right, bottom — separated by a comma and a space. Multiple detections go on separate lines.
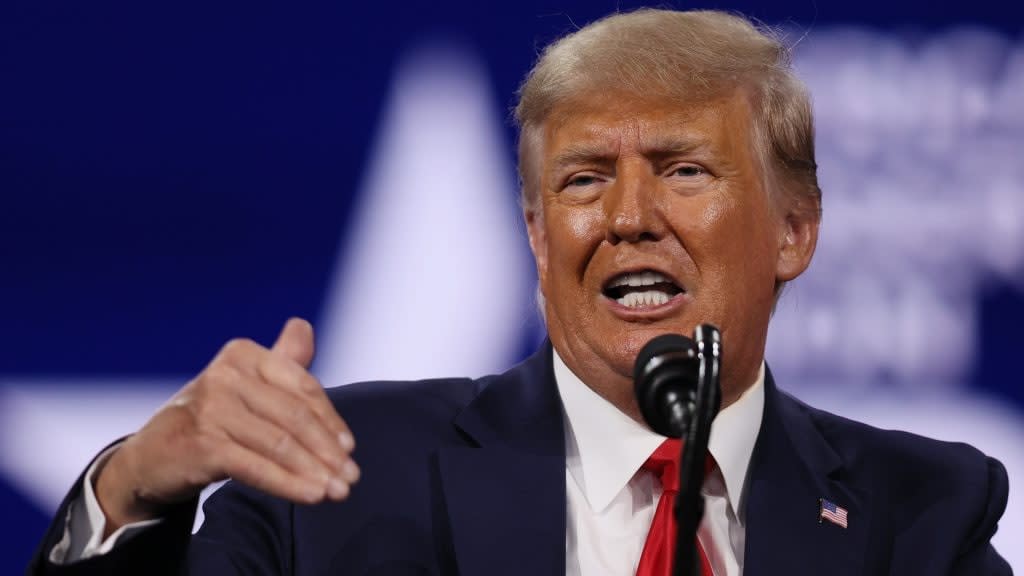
601, 329, 669, 371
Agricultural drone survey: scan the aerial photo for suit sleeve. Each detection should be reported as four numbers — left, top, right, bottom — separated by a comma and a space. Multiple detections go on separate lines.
951, 457, 1013, 576
25, 465, 198, 576
182, 482, 294, 575
26, 451, 292, 576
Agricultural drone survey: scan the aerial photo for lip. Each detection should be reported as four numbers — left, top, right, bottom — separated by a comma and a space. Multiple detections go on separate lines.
600, 266, 689, 321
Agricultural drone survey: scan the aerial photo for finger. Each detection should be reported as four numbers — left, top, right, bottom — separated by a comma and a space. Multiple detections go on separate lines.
272, 317, 315, 368
218, 441, 350, 504
220, 407, 355, 498
255, 353, 356, 453
237, 377, 359, 482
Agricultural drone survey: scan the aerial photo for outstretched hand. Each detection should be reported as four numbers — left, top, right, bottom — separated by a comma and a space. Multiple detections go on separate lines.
94, 318, 359, 537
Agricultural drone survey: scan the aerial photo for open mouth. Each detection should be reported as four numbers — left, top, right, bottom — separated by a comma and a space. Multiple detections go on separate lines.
602, 270, 684, 308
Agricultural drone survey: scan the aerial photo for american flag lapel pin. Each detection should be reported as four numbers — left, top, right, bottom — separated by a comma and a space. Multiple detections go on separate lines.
819, 498, 849, 529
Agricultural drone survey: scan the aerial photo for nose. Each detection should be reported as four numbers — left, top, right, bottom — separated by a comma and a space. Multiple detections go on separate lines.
604, 166, 664, 245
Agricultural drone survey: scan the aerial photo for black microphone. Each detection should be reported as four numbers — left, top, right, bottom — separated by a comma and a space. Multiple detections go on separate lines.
634, 326, 723, 576
633, 333, 699, 438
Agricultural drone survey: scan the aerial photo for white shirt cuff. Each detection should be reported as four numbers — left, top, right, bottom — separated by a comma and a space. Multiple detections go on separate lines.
48, 443, 163, 564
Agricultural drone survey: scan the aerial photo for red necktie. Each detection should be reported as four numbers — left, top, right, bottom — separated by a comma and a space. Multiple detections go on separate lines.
636, 439, 713, 576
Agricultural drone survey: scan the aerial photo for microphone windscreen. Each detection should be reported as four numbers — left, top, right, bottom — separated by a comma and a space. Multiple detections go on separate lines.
634, 333, 694, 383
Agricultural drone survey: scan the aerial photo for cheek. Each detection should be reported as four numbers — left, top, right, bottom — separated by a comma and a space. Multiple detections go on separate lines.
708, 191, 775, 253
675, 192, 743, 255
545, 206, 606, 274
681, 192, 778, 295
566, 209, 600, 240
698, 194, 732, 229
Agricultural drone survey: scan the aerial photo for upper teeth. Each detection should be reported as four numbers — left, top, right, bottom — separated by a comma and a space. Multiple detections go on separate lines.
609, 271, 670, 288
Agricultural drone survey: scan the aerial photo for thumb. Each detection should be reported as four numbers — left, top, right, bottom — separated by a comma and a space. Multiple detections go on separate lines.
272, 317, 316, 368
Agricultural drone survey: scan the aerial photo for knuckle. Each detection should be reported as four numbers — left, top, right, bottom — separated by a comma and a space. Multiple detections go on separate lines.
221, 337, 257, 360
203, 362, 240, 388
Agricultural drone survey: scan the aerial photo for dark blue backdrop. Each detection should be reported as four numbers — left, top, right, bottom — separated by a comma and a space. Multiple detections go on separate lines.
2, 1, 1021, 572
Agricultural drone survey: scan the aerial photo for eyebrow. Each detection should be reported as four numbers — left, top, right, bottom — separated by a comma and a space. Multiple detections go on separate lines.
640, 135, 710, 159
550, 135, 711, 171
551, 142, 619, 171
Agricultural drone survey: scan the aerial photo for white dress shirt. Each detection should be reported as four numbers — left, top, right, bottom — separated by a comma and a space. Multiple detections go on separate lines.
49, 445, 159, 564
55, 352, 765, 573
554, 351, 764, 576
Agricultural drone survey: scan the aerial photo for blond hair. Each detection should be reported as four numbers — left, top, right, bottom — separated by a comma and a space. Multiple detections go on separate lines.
514, 8, 821, 222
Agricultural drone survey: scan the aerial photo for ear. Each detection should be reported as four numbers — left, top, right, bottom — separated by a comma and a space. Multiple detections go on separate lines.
775, 209, 819, 283
525, 207, 549, 291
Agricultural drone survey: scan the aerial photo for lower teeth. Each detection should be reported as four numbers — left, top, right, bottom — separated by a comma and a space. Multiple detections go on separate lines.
617, 290, 670, 308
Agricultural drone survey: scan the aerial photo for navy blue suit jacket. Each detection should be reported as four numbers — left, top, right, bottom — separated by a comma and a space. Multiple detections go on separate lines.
30, 344, 1011, 575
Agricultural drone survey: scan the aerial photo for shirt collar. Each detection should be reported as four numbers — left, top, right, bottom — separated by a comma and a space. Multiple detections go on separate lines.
554, 349, 765, 519
707, 362, 764, 521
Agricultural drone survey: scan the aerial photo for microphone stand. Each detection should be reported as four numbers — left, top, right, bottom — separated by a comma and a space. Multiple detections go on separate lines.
672, 325, 721, 576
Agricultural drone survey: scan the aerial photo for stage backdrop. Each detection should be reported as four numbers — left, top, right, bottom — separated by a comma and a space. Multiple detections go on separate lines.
2, 1, 1022, 572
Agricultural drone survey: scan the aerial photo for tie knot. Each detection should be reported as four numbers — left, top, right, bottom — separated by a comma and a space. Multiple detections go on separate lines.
642, 439, 718, 494
643, 439, 682, 492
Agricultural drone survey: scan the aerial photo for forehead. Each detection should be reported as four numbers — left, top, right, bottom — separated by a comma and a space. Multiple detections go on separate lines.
541, 90, 756, 163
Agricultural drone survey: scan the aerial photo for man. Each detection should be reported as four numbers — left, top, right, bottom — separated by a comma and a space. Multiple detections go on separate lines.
29, 8, 1010, 575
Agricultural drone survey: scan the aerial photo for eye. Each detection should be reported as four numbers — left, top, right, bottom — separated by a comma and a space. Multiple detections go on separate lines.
669, 164, 706, 178
556, 171, 606, 203
565, 174, 601, 188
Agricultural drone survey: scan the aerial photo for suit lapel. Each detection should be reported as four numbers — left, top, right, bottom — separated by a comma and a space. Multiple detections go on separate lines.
438, 344, 566, 576
743, 368, 872, 576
